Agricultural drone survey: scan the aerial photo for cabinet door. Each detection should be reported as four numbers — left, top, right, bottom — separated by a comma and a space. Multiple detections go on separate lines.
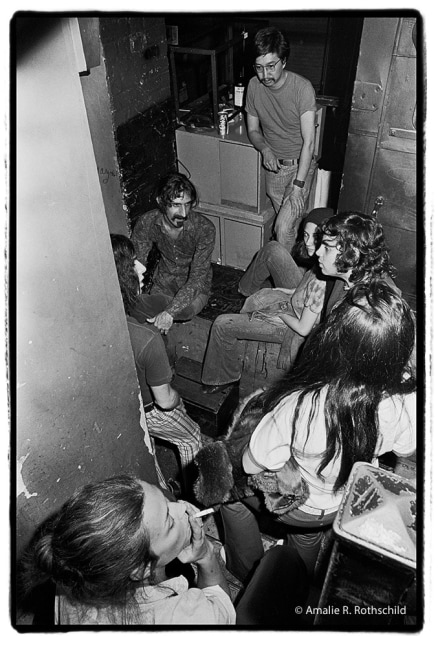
219, 141, 263, 212
176, 129, 220, 205
223, 218, 262, 270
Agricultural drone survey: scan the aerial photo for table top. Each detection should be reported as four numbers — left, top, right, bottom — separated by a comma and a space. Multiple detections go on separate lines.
177, 113, 251, 146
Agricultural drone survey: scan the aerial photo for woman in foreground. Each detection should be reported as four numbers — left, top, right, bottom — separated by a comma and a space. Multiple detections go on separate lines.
23, 475, 308, 626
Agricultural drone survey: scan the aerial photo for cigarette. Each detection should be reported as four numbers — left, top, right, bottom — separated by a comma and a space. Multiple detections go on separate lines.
194, 507, 215, 518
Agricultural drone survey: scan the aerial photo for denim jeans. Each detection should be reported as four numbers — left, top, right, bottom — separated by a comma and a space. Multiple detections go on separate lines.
201, 312, 288, 385
239, 241, 304, 297
235, 545, 309, 626
221, 498, 336, 581
201, 242, 305, 385
265, 158, 317, 251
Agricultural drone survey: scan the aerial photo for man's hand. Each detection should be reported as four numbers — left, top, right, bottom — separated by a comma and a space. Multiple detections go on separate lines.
285, 185, 305, 220
261, 147, 280, 173
147, 311, 174, 334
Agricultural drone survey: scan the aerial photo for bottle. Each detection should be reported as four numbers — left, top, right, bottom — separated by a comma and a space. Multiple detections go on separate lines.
233, 81, 245, 113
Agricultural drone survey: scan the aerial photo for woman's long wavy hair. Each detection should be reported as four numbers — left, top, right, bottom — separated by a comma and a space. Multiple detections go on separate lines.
260, 280, 416, 491
317, 211, 396, 283
22, 476, 154, 609
110, 234, 140, 315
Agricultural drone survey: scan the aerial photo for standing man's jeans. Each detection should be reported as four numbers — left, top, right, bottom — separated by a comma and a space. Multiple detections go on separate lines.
265, 158, 317, 252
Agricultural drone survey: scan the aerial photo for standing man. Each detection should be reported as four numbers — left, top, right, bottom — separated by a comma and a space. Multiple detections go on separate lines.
246, 27, 317, 251
131, 172, 216, 334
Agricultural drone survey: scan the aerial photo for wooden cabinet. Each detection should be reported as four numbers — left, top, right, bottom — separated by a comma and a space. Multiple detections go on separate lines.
219, 137, 265, 212
176, 119, 274, 269
176, 129, 221, 205
199, 202, 274, 269
175, 106, 326, 269
176, 118, 268, 213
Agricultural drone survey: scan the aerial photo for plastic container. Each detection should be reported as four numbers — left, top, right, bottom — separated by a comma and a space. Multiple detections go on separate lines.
333, 462, 416, 568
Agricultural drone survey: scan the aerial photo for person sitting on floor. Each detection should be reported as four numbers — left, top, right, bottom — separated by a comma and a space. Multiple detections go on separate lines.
110, 234, 201, 493
22, 475, 310, 626
201, 210, 404, 394
210, 281, 416, 580
201, 208, 332, 394
130, 172, 216, 335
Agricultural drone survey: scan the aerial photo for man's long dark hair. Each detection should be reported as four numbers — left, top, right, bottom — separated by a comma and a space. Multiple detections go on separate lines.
110, 234, 139, 315
259, 281, 416, 491
155, 172, 198, 213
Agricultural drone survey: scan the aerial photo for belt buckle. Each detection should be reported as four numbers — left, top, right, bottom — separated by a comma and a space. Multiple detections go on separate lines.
279, 158, 296, 167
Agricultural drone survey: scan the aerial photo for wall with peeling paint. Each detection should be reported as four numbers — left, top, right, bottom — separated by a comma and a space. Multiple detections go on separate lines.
16, 16, 157, 565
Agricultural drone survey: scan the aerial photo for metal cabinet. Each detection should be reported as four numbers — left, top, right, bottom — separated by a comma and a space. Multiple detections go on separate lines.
338, 17, 418, 309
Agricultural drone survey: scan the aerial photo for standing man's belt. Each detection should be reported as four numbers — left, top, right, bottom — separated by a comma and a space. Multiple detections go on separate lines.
278, 158, 299, 166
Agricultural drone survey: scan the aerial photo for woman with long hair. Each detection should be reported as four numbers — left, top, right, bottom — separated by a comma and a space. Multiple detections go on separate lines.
22, 475, 234, 624
22, 475, 309, 626
220, 280, 416, 579
110, 234, 201, 494
110, 233, 146, 315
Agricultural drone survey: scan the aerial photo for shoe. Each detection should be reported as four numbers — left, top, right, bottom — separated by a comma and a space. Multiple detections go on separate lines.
167, 478, 182, 499
202, 382, 238, 394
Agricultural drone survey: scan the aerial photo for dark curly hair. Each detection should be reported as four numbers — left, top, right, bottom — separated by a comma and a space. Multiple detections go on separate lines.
318, 211, 396, 283
110, 234, 140, 315
155, 172, 198, 213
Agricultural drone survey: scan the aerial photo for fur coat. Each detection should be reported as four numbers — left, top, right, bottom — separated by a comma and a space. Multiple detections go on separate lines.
193, 390, 309, 515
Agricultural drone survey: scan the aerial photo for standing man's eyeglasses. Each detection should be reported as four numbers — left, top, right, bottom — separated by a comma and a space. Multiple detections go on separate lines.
253, 59, 283, 74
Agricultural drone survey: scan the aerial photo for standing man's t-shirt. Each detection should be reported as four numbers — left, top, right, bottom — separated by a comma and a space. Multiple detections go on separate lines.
245, 70, 316, 160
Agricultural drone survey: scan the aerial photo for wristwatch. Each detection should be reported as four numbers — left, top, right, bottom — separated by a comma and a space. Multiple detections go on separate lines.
293, 179, 305, 188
